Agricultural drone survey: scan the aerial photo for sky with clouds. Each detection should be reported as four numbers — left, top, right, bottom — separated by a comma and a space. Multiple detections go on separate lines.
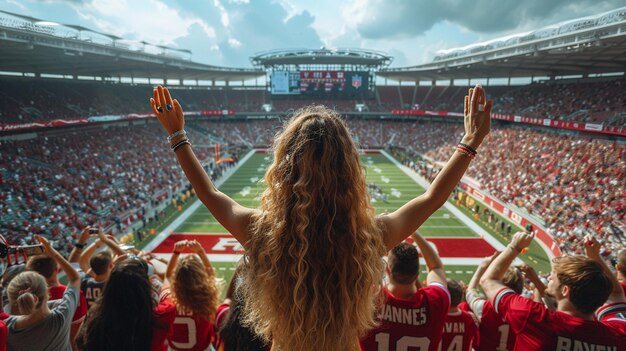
1, 0, 625, 68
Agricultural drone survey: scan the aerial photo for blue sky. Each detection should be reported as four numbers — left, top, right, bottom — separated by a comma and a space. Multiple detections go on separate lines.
1, 0, 625, 68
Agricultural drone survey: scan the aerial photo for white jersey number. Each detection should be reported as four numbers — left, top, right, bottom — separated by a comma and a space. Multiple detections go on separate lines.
375, 333, 430, 351
496, 324, 510, 351
170, 317, 197, 349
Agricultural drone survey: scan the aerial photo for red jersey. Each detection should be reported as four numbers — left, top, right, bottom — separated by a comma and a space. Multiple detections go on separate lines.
596, 302, 626, 334
161, 289, 216, 351
439, 310, 478, 351
360, 283, 451, 351
467, 291, 516, 351
494, 288, 626, 351
49, 284, 88, 324
152, 298, 177, 351
621, 282, 626, 297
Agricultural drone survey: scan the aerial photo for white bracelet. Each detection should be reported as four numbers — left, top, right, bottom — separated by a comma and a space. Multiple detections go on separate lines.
167, 130, 187, 142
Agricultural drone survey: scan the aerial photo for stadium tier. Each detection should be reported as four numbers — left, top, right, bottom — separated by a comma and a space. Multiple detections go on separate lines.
1, 77, 625, 127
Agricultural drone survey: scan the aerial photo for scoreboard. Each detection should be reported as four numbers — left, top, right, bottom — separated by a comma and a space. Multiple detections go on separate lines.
271, 70, 369, 96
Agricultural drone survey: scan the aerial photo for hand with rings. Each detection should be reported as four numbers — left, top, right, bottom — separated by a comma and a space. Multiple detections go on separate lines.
150, 85, 184, 135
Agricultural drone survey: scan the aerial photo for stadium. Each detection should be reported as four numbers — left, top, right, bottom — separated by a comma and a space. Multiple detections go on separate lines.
0, 3, 625, 351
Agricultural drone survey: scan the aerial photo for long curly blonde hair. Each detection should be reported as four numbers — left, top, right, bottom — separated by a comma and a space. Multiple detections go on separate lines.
241, 106, 386, 350
171, 255, 220, 320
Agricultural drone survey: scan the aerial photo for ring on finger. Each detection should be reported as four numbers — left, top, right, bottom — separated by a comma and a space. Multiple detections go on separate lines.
156, 105, 164, 113
165, 103, 173, 111
477, 104, 484, 112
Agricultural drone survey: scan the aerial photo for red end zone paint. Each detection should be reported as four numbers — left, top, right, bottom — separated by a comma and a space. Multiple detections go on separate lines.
152, 234, 496, 258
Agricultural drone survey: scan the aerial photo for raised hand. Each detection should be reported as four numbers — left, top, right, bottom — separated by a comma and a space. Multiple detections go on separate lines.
150, 85, 184, 135
173, 240, 189, 253
462, 84, 492, 150
510, 231, 534, 253
583, 234, 601, 259
186, 240, 205, 254
34, 234, 53, 254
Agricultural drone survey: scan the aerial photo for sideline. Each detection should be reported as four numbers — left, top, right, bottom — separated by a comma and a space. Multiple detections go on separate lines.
379, 150, 524, 265
143, 149, 258, 252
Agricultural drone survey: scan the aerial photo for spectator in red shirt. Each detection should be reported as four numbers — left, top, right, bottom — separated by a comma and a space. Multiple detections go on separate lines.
162, 240, 220, 351
360, 232, 450, 351
439, 278, 479, 351
480, 232, 625, 350
26, 254, 88, 351
466, 252, 524, 351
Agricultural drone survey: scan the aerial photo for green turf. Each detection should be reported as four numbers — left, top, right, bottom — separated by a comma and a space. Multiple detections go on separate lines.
172, 152, 552, 284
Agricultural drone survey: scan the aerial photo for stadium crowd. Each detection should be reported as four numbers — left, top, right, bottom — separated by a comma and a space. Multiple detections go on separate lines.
2, 118, 625, 262
0, 124, 238, 257
2, 77, 625, 126
412, 125, 626, 258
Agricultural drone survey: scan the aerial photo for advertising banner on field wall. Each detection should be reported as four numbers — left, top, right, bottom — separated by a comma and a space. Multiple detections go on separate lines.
461, 181, 562, 258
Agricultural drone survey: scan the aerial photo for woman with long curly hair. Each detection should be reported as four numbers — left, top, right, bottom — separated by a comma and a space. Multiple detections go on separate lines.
150, 84, 491, 350
163, 239, 221, 351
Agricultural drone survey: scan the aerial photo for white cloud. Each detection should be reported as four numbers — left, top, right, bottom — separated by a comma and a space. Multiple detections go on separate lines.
72, 0, 216, 45
228, 37, 241, 48
213, 0, 231, 27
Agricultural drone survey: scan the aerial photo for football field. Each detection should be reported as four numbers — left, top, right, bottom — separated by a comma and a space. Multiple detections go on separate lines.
149, 150, 551, 288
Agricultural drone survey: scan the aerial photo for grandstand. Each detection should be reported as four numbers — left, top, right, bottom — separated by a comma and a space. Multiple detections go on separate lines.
0, 7, 625, 284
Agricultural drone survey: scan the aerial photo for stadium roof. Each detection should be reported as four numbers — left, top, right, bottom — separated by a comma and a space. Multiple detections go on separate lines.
0, 10, 264, 82
251, 48, 393, 68
379, 7, 626, 81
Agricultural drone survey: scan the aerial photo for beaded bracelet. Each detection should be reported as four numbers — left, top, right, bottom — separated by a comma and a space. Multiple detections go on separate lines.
458, 142, 477, 156
173, 140, 191, 152
167, 130, 187, 143
456, 147, 476, 160
171, 138, 190, 150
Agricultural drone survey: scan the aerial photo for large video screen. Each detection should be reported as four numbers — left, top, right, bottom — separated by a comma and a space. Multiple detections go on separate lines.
271, 71, 300, 95
271, 70, 369, 96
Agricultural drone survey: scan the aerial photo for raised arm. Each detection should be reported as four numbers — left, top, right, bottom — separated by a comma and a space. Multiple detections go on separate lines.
78, 239, 100, 274
187, 240, 214, 277
35, 235, 80, 288
150, 86, 255, 245
68, 226, 91, 263
584, 234, 626, 304
411, 231, 446, 286
466, 253, 498, 319
165, 240, 187, 282
96, 228, 125, 257
381, 85, 492, 250
480, 231, 534, 304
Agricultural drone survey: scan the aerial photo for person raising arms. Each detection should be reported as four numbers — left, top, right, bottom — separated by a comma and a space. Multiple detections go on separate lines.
162, 239, 221, 351
150, 84, 491, 351
480, 231, 625, 351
